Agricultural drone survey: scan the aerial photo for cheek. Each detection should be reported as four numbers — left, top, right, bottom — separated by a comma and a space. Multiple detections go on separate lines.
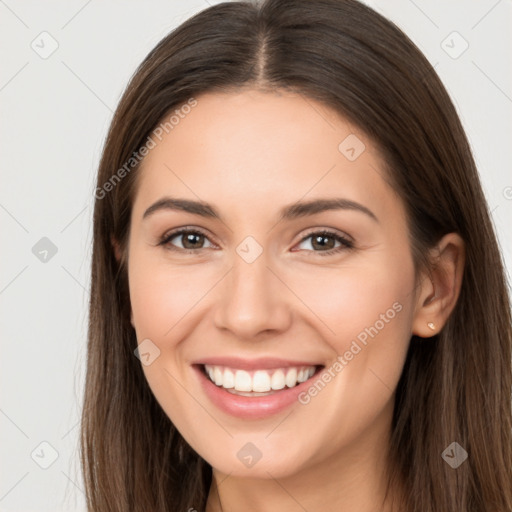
292, 252, 415, 401
127, 251, 207, 428
128, 250, 214, 339
290, 253, 414, 344
285, 259, 414, 453
127, 249, 218, 408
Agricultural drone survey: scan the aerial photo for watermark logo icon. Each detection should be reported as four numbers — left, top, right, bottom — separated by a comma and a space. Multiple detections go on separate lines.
236, 236, 263, 264
32, 237, 58, 263
441, 31, 469, 59
441, 441, 468, 468
31, 441, 59, 469
134, 338, 161, 366
30, 31, 59, 59
237, 442, 262, 468
338, 134, 366, 161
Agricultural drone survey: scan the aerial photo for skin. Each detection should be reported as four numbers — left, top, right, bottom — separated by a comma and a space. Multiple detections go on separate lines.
120, 89, 465, 512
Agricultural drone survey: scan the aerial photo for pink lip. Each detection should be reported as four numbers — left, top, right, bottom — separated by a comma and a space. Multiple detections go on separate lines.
192, 356, 321, 371
192, 363, 323, 420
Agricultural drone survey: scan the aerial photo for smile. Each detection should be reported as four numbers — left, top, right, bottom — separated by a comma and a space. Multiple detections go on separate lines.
193, 358, 325, 419
203, 364, 317, 395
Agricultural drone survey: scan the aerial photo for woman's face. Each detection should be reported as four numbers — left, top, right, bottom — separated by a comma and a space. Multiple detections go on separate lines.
127, 89, 418, 479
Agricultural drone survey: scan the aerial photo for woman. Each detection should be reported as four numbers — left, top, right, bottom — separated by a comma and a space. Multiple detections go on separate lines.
81, 0, 512, 510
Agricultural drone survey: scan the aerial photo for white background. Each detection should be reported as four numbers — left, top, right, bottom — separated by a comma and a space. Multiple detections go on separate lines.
1, 1, 511, 510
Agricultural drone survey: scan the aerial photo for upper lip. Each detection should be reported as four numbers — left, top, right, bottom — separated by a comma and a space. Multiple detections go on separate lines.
192, 356, 324, 371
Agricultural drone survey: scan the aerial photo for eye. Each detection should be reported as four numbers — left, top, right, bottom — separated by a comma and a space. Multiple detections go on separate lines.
158, 227, 354, 257
158, 227, 216, 253
294, 229, 354, 257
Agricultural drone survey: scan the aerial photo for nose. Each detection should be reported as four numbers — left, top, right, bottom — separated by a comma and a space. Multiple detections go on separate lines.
213, 247, 292, 340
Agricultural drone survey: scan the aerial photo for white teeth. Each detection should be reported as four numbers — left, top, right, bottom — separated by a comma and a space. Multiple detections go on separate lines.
285, 368, 297, 388
204, 364, 317, 392
214, 367, 223, 386
223, 368, 235, 389
253, 371, 271, 392
271, 369, 286, 390
234, 370, 252, 392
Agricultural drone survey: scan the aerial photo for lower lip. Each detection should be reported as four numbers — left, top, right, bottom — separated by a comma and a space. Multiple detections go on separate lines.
193, 365, 322, 420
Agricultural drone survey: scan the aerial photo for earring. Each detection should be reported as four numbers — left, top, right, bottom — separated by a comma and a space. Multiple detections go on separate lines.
427, 322, 436, 331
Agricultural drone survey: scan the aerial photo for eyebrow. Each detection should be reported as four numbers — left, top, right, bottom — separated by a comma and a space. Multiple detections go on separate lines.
142, 196, 378, 223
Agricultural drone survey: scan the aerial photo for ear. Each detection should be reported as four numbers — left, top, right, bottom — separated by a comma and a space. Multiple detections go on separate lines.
412, 233, 465, 338
111, 235, 122, 262
110, 235, 135, 328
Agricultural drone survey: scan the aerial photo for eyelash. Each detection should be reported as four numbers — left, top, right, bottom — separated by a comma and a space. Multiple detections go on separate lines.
158, 227, 354, 257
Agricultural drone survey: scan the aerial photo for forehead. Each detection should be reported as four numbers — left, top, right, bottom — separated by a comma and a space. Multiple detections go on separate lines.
132, 89, 401, 222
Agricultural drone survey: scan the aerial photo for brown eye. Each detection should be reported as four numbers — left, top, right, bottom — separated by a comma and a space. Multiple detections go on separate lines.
159, 228, 215, 252
311, 233, 336, 250
180, 232, 206, 249
295, 230, 353, 257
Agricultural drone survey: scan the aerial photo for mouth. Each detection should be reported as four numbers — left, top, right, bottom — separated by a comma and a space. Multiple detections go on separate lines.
201, 364, 321, 396
192, 359, 325, 419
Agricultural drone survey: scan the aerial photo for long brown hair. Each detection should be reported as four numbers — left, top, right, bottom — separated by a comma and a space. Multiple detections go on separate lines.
81, 0, 512, 510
